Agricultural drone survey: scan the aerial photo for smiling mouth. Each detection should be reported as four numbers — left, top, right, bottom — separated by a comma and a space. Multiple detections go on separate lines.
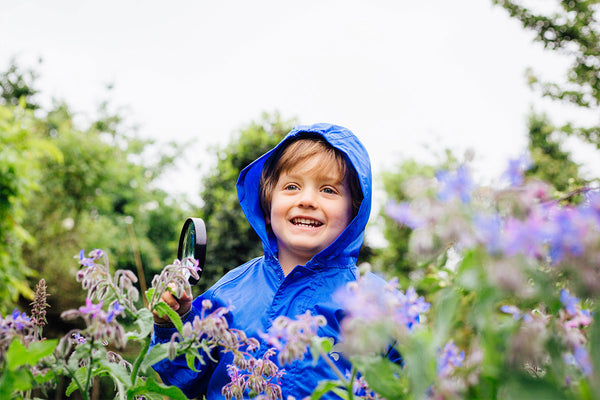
291, 217, 323, 227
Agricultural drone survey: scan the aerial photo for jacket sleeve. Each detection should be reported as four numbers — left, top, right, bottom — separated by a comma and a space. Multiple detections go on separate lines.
150, 305, 217, 399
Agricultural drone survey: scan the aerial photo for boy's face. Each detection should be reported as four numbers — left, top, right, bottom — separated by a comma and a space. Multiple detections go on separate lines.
268, 153, 353, 268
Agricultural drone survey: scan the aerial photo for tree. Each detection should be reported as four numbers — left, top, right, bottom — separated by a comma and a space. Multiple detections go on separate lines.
0, 103, 62, 313
0, 59, 41, 110
526, 112, 586, 194
0, 62, 190, 331
196, 112, 295, 290
491, 0, 600, 149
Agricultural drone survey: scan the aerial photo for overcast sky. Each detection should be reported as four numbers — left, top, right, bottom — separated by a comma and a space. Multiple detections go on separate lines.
2, 0, 599, 213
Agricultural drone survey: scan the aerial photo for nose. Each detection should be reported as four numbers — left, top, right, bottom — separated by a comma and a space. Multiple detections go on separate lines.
297, 188, 318, 209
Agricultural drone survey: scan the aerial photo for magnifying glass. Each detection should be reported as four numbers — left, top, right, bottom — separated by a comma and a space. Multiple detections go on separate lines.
177, 217, 206, 285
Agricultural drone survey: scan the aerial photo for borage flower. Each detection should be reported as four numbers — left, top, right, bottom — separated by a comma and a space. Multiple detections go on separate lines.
11, 308, 32, 330
502, 153, 532, 187
79, 298, 103, 319
107, 301, 125, 323
435, 165, 474, 204
437, 340, 465, 378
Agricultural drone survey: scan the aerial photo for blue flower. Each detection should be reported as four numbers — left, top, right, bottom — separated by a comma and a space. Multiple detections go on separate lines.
500, 305, 521, 320
473, 213, 503, 254
78, 249, 95, 267
573, 345, 593, 376
72, 332, 87, 344
437, 340, 465, 377
107, 301, 125, 323
11, 308, 31, 330
436, 166, 474, 203
560, 289, 580, 316
502, 154, 532, 186
386, 201, 425, 229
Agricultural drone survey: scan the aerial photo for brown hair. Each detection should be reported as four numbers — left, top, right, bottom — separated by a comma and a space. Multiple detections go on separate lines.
260, 136, 363, 219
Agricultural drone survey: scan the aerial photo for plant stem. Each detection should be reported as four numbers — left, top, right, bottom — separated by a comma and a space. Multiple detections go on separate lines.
131, 336, 151, 387
63, 363, 89, 400
83, 338, 94, 399
319, 349, 348, 385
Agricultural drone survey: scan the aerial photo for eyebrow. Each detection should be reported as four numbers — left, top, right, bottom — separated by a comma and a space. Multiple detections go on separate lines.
282, 171, 344, 185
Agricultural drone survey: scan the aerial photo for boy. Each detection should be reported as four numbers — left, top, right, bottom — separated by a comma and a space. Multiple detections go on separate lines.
151, 123, 373, 399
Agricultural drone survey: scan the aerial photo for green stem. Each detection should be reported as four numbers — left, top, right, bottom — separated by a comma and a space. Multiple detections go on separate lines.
131, 336, 151, 387
83, 338, 94, 399
319, 349, 348, 385
63, 363, 89, 400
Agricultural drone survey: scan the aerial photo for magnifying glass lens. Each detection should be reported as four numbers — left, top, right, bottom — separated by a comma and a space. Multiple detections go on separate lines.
182, 223, 196, 264
177, 217, 206, 285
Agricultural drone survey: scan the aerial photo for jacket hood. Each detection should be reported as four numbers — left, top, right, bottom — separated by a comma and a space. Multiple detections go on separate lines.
236, 123, 372, 267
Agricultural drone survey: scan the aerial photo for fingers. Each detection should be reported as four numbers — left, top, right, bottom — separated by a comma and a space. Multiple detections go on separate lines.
151, 287, 193, 324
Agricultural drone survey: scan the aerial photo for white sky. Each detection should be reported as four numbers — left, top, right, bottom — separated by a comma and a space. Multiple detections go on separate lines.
2, 0, 599, 216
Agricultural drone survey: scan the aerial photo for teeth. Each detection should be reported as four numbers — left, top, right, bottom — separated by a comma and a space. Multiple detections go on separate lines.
292, 217, 322, 227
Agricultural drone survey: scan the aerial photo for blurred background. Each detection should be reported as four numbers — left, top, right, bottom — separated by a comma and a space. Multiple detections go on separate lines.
2, 0, 599, 337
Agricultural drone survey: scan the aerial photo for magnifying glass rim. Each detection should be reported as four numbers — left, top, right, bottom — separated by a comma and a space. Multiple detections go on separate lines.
177, 217, 206, 283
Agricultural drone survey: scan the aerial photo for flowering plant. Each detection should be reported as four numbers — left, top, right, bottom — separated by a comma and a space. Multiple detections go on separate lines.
374, 157, 599, 400
1, 156, 598, 400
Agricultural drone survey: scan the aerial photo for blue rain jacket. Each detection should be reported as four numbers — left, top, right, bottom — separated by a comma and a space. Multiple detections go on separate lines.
151, 123, 376, 399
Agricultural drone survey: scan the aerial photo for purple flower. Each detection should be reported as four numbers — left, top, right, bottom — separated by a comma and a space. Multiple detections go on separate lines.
560, 289, 579, 316
437, 340, 465, 377
500, 305, 521, 320
473, 213, 503, 254
501, 213, 550, 258
502, 154, 532, 187
107, 301, 125, 323
336, 278, 429, 331
11, 308, 31, 330
386, 201, 425, 229
546, 207, 587, 263
72, 332, 87, 344
79, 298, 103, 319
78, 249, 95, 267
573, 345, 593, 376
582, 189, 600, 226
435, 166, 474, 203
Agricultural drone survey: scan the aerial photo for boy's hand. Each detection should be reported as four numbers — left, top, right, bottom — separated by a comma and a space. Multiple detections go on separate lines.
152, 285, 193, 324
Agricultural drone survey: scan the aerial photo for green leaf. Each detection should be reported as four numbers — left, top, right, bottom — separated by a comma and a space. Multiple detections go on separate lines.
140, 343, 170, 374
5, 338, 58, 370
65, 366, 88, 396
97, 359, 131, 385
0, 368, 34, 395
310, 380, 345, 400
127, 376, 188, 400
153, 302, 183, 333
502, 376, 569, 400
432, 287, 460, 346
397, 330, 436, 399
128, 307, 154, 340
145, 288, 155, 305
587, 303, 600, 397
353, 355, 405, 399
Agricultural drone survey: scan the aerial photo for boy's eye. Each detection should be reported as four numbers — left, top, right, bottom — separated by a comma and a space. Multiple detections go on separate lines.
284, 184, 299, 191
321, 187, 336, 194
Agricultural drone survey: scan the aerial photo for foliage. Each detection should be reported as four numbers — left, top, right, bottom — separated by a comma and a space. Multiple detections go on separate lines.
0, 61, 189, 327
0, 59, 40, 110
197, 112, 295, 290
361, 159, 600, 400
0, 102, 62, 313
526, 112, 587, 195
371, 151, 458, 287
1, 157, 599, 400
491, 0, 600, 149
